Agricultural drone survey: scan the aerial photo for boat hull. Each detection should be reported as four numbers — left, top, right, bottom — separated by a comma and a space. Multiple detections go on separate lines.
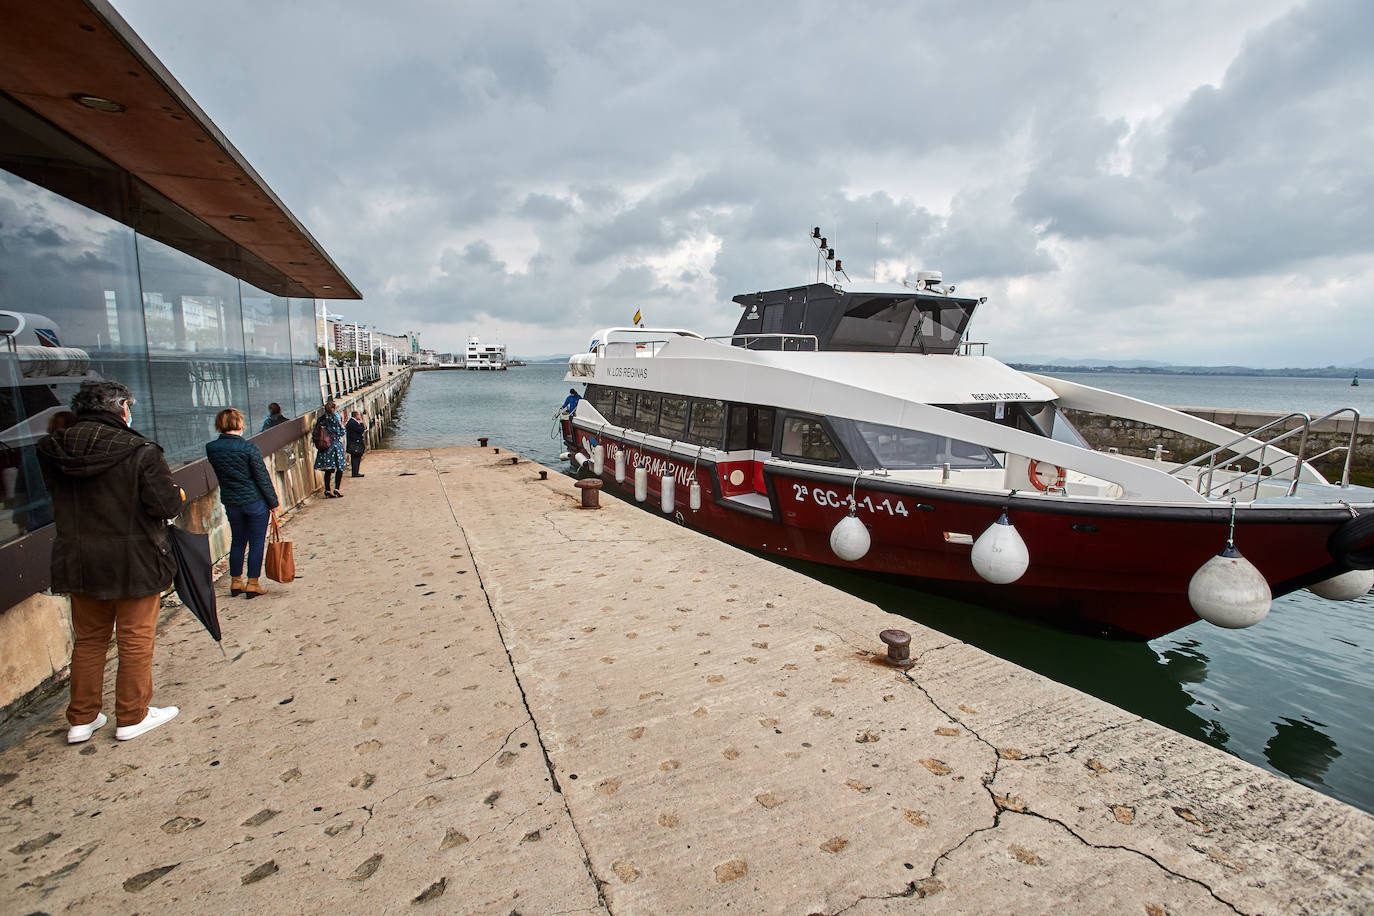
566, 425, 1370, 640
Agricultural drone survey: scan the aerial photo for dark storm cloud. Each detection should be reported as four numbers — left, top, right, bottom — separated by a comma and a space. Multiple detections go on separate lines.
109, 0, 1374, 365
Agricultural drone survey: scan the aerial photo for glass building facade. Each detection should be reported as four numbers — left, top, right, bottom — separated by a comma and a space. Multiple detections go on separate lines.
0, 167, 323, 547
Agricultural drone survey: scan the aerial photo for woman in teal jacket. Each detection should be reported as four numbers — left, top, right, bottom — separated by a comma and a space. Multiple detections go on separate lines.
205, 408, 279, 597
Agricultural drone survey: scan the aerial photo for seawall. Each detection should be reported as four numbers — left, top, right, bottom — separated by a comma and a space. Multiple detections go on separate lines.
1067, 406, 1374, 486
0, 368, 413, 726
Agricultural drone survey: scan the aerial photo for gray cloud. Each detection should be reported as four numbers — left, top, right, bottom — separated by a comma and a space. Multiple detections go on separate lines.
107, 0, 1374, 366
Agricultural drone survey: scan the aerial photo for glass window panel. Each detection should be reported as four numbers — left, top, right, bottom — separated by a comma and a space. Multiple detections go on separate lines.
855, 420, 999, 469
290, 297, 322, 416
137, 233, 246, 465
241, 282, 294, 431
635, 393, 661, 433
686, 398, 724, 446
754, 408, 775, 451
726, 404, 750, 450
659, 396, 687, 440
779, 416, 841, 463
0, 170, 147, 544
613, 389, 636, 425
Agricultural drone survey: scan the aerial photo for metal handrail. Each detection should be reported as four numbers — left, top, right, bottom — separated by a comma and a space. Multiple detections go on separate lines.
1171, 407, 1360, 498
705, 333, 820, 351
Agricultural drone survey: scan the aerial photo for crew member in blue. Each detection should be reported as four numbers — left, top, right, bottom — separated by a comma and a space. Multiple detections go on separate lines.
561, 388, 581, 414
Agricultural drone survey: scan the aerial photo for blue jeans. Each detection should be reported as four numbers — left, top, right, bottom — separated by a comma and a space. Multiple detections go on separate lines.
226, 499, 271, 578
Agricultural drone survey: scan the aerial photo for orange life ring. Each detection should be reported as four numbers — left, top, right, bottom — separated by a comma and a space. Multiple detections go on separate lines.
1028, 460, 1067, 491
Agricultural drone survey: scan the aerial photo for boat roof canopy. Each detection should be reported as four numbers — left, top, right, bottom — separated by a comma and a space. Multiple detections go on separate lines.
731, 283, 980, 355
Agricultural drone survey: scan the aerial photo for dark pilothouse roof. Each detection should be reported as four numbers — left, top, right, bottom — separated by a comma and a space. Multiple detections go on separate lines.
730, 283, 981, 354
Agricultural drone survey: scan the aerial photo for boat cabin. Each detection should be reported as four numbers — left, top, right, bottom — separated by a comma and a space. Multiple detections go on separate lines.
729, 283, 981, 354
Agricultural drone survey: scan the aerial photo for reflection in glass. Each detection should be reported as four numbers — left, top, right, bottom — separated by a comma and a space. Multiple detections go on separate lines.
241, 283, 294, 431
1264, 716, 1341, 785
290, 297, 322, 416
0, 171, 147, 545
137, 234, 246, 465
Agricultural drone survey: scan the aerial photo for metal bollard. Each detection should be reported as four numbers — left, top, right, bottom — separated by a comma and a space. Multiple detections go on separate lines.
575, 478, 603, 509
493, 447, 500, 454
538, 470, 548, 480
878, 629, 913, 668
478, 437, 489, 447
509, 456, 519, 465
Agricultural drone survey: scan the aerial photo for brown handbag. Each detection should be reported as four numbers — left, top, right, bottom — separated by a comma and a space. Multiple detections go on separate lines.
264, 514, 295, 583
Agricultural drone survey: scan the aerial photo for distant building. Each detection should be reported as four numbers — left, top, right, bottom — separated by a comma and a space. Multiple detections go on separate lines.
466, 336, 507, 370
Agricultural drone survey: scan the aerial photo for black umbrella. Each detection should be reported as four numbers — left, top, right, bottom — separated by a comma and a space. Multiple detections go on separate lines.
166, 523, 223, 654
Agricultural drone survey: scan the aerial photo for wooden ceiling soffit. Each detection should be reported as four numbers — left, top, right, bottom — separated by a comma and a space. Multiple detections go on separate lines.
0, 0, 360, 299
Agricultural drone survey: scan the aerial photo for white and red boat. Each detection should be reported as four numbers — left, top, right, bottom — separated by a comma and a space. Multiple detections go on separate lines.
559, 274, 1374, 639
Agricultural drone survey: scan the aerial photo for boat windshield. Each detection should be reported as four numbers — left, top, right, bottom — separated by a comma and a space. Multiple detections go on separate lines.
829, 295, 975, 354
944, 402, 1089, 448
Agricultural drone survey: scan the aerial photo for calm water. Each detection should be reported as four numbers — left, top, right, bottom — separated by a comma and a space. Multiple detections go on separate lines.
387, 365, 1374, 813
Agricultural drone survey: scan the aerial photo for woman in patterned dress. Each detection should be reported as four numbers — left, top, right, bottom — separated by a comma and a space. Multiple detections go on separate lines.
312, 400, 348, 498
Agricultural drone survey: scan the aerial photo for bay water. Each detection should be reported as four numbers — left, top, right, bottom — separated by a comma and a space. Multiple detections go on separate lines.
386, 364, 1374, 813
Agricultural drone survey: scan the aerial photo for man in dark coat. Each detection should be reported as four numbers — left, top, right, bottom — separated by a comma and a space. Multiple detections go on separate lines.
345, 410, 368, 478
36, 380, 184, 743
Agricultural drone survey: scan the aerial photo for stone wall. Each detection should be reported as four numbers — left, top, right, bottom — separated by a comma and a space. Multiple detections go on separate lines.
1065, 406, 1374, 487
0, 368, 412, 725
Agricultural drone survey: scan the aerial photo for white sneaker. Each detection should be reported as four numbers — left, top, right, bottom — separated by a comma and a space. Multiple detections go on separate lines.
67, 713, 107, 744
115, 706, 179, 741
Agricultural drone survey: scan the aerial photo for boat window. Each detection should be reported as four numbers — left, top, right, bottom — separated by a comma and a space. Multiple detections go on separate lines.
659, 396, 687, 440
755, 408, 775, 450
1016, 403, 1089, 448
584, 384, 615, 415
613, 390, 636, 426
854, 421, 1000, 470
828, 295, 976, 354
686, 398, 724, 446
726, 405, 750, 450
635, 393, 661, 432
779, 416, 842, 463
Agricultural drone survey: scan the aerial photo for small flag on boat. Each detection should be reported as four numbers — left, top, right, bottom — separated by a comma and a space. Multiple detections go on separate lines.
633, 309, 642, 326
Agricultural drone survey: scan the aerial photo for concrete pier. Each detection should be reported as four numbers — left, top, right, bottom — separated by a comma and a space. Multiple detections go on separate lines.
1, 447, 1371, 913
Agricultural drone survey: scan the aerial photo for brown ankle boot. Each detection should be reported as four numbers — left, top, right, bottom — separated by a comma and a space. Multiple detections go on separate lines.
244, 578, 268, 598
230, 576, 245, 596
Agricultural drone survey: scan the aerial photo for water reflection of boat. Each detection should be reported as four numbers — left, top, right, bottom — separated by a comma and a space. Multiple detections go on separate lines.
1264, 716, 1341, 785
0, 310, 97, 448
560, 267, 1374, 640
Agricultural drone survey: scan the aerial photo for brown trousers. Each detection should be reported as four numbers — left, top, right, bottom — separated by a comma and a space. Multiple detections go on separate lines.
67, 593, 160, 728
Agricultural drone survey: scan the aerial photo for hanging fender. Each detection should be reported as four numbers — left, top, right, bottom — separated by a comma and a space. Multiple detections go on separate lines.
1027, 460, 1067, 491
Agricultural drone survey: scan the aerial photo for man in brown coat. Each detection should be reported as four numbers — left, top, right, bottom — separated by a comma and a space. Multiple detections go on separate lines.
37, 380, 184, 743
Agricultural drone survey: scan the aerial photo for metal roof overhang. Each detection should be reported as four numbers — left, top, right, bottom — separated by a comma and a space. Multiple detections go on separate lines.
0, 0, 360, 299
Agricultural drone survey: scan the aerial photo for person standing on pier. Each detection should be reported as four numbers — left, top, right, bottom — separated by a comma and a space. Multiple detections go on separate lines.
313, 401, 347, 498
206, 408, 279, 598
346, 410, 368, 478
36, 379, 184, 743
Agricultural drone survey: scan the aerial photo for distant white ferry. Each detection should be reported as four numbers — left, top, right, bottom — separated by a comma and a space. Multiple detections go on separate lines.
465, 336, 506, 370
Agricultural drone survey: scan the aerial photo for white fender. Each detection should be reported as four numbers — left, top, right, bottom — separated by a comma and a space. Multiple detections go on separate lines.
661, 475, 675, 513
592, 444, 604, 476
634, 466, 647, 502
689, 480, 702, 511
614, 449, 627, 483
1188, 546, 1271, 628
971, 512, 1030, 584
830, 513, 871, 562
1308, 567, 1374, 601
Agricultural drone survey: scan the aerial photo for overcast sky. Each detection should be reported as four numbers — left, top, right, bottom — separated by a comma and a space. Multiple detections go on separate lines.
111, 0, 1372, 367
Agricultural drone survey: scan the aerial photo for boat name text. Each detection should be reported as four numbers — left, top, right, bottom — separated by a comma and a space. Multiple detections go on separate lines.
606, 367, 650, 379
970, 391, 1030, 401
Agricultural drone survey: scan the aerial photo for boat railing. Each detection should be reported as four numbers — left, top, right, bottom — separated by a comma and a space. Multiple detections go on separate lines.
1168, 407, 1359, 497
706, 333, 819, 352
959, 341, 988, 356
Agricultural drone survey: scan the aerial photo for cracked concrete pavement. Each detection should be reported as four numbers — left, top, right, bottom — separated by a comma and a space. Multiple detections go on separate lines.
1, 446, 1371, 913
